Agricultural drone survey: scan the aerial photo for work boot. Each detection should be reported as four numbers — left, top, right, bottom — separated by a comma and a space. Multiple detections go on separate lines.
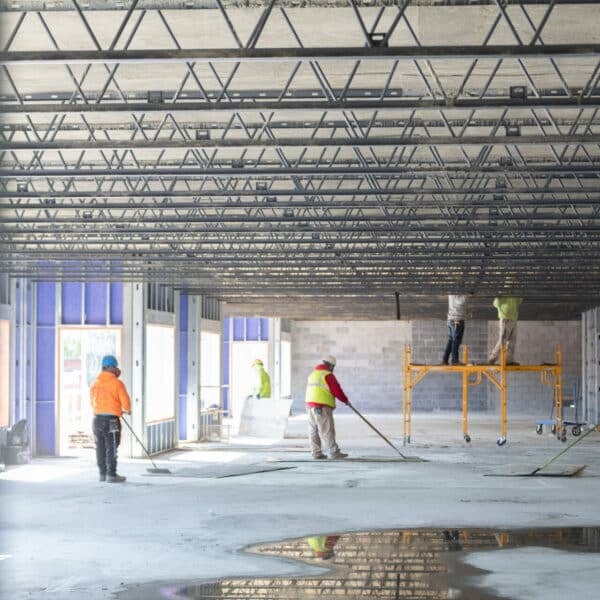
98, 473, 106, 482
313, 453, 327, 460
330, 451, 348, 459
106, 474, 126, 483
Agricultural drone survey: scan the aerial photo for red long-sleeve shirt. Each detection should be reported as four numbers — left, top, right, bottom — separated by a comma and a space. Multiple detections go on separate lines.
306, 363, 349, 408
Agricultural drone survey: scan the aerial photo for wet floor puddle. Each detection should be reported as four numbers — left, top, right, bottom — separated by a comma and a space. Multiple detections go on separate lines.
153, 527, 600, 599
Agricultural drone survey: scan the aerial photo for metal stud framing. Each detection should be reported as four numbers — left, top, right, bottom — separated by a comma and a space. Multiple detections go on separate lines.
1, 0, 599, 319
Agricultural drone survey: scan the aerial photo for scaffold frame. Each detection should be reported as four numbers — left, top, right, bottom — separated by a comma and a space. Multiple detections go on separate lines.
402, 344, 563, 446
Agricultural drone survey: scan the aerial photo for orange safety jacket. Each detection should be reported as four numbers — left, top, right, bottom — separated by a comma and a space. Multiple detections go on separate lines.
90, 371, 131, 417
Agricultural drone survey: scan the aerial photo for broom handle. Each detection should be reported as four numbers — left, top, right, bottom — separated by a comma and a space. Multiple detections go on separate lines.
532, 424, 597, 474
122, 416, 160, 470
347, 402, 407, 459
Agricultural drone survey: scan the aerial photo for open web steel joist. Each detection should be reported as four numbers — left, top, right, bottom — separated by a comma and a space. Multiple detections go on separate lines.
1, 0, 599, 319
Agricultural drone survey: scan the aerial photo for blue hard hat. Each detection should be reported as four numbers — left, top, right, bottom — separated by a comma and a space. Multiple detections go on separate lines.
101, 355, 118, 368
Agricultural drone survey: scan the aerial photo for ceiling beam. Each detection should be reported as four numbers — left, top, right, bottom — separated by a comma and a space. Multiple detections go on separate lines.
2, 44, 600, 65
4, 133, 600, 150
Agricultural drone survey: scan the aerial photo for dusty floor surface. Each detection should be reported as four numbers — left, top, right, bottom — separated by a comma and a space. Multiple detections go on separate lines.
1, 411, 600, 600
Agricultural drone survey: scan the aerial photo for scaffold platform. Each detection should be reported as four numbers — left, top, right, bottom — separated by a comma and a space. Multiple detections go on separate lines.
402, 345, 563, 446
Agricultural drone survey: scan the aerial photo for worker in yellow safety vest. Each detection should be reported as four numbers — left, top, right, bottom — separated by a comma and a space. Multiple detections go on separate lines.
488, 297, 523, 365
305, 355, 350, 460
306, 535, 340, 560
251, 359, 271, 398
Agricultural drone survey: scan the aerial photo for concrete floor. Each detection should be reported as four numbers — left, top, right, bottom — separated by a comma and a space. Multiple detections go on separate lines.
1, 411, 600, 600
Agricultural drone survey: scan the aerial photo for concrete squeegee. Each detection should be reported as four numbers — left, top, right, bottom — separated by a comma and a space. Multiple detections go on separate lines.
484, 464, 586, 477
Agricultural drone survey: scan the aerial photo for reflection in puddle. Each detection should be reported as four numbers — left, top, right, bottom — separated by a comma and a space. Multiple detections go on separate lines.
166, 527, 600, 599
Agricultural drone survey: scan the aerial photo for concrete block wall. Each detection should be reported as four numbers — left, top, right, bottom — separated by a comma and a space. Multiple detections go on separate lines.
290, 321, 410, 413
291, 319, 580, 415
411, 320, 489, 411
485, 320, 582, 416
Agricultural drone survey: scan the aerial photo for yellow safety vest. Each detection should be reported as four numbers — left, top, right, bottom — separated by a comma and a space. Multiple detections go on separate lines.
305, 369, 335, 408
306, 536, 328, 553
253, 365, 271, 398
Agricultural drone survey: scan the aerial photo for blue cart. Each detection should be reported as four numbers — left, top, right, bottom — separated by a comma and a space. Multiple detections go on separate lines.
535, 379, 585, 441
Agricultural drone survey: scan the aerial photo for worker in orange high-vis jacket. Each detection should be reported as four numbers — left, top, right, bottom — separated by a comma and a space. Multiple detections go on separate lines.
305, 355, 350, 460
90, 355, 131, 483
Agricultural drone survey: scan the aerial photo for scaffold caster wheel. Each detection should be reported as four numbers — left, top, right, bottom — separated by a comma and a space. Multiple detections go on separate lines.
536, 425, 543, 435
551, 425, 556, 434
497, 437, 507, 446
464, 434, 471, 443
572, 426, 581, 437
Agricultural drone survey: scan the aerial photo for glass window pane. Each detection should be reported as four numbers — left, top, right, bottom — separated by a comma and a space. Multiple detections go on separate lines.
281, 340, 291, 398
201, 331, 221, 409
145, 325, 175, 422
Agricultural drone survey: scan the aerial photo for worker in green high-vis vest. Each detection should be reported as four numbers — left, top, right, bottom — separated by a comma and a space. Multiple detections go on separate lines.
251, 359, 271, 399
488, 296, 523, 365
306, 535, 340, 560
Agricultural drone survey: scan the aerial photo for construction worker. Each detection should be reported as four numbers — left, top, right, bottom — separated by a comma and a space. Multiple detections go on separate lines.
488, 296, 523, 365
305, 355, 349, 460
90, 355, 131, 483
442, 294, 468, 365
251, 358, 271, 399
306, 535, 340, 560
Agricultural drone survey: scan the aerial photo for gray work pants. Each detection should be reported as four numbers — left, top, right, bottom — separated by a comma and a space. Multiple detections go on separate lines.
489, 319, 518, 363
307, 405, 340, 457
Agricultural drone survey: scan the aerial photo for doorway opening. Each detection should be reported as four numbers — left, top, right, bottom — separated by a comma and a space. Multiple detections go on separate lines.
230, 341, 268, 429
58, 327, 122, 455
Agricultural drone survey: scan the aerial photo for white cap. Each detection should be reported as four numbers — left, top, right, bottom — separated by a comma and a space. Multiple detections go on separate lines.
322, 355, 336, 367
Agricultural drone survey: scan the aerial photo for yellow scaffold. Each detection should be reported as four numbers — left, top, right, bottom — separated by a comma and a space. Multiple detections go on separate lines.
402, 344, 563, 446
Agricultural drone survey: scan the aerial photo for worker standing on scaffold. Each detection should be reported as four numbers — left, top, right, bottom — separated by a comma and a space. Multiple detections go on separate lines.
442, 294, 469, 366
488, 296, 523, 366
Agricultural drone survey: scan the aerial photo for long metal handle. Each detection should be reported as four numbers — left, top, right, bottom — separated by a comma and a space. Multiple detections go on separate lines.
347, 402, 407, 458
532, 424, 597, 475
122, 417, 160, 470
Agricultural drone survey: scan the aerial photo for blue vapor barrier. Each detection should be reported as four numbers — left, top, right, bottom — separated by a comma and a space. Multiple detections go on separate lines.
37, 282, 55, 326
84, 282, 107, 324
35, 401, 55, 456
233, 317, 245, 341
61, 282, 82, 324
228, 317, 269, 342
178, 295, 188, 440
246, 318, 259, 340
110, 283, 123, 324
260, 317, 269, 340
36, 283, 56, 455
223, 316, 229, 337
63, 282, 123, 325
